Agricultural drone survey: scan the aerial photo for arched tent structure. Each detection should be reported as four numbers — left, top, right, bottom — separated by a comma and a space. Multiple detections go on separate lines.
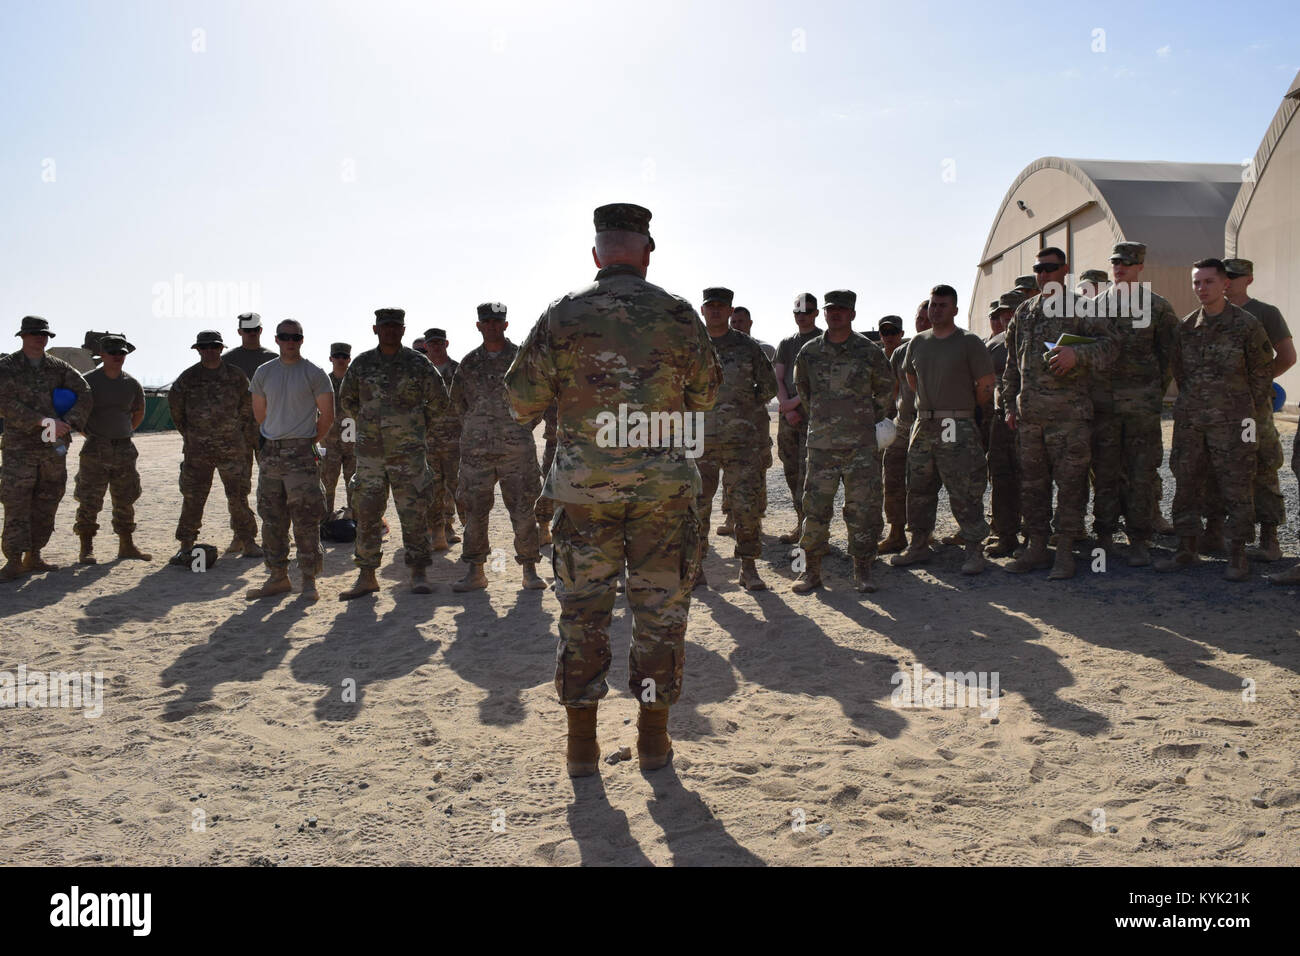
1225, 69, 1300, 401
970, 157, 1242, 335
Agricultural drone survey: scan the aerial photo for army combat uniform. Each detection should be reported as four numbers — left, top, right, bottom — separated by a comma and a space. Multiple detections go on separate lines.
73, 363, 146, 541
984, 317, 1020, 546
884, 340, 915, 532
320, 345, 358, 515
168, 358, 259, 547
534, 400, 558, 526
505, 247, 720, 710
452, 336, 541, 567
774, 323, 822, 532
428, 354, 462, 532
0, 332, 91, 566
339, 341, 449, 570
695, 324, 778, 566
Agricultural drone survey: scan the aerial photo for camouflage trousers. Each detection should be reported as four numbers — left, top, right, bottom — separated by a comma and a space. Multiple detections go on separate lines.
175, 444, 258, 544
427, 433, 462, 530
696, 444, 763, 561
352, 458, 433, 569
1087, 407, 1162, 538
1204, 413, 1284, 527
1172, 420, 1257, 543
257, 438, 326, 576
799, 443, 882, 558
986, 412, 1020, 541
882, 437, 908, 529
551, 499, 697, 710
74, 437, 142, 537
457, 448, 541, 565
777, 416, 809, 520
723, 437, 771, 516
320, 431, 356, 515
1018, 419, 1090, 539
534, 435, 557, 524
1, 443, 66, 559
906, 418, 989, 544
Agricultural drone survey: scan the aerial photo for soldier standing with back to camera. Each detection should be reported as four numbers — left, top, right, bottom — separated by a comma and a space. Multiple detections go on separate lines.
505, 202, 720, 776
695, 287, 778, 591
772, 294, 822, 546
0, 316, 91, 580
221, 312, 277, 555
451, 303, 546, 593
320, 342, 357, 516
73, 333, 152, 565
168, 330, 261, 563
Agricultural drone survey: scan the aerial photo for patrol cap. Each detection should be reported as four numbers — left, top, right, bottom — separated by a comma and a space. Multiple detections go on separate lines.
1110, 241, 1147, 265
794, 292, 818, 313
593, 203, 655, 251
423, 328, 448, 342
82, 330, 104, 351
192, 330, 225, 349
999, 291, 1026, 308
988, 303, 1014, 319
702, 287, 734, 306
1014, 275, 1038, 291
988, 300, 1000, 311
98, 334, 132, 354
16, 315, 55, 337
1079, 269, 1110, 283
879, 315, 903, 332
823, 289, 857, 310
1224, 258, 1254, 277
476, 302, 507, 320
329, 342, 352, 357
237, 312, 262, 330
375, 308, 406, 325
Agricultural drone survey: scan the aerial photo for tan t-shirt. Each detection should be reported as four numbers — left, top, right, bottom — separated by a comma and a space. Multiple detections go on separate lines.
903, 327, 994, 413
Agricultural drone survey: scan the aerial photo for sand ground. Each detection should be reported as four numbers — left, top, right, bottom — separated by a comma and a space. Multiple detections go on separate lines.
2, 417, 1298, 866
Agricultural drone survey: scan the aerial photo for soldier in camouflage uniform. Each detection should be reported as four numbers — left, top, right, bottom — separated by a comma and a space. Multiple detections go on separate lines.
320, 342, 357, 516
773, 294, 823, 546
168, 330, 260, 562
0, 316, 92, 580
451, 303, 546, 592
73, 333, 152, 565
695, 287, 778, 591
1156, 259, 1273, 581
984, 296, 1021, 556
877, 313, 909, 553
718, 306, 773, 535
534, 400, 558, 546
338, 309, 450, 598
1085, 242, 1178, 567
1003, 247, 1118, 579
892, 285, 997, 574
419, 328, 463, 550
792, 290, 895, 593
505, 202, 720, 776
220, 312, 277, 554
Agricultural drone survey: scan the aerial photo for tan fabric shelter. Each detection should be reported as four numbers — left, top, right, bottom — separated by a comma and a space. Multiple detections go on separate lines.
971, 157, 1241, 335
1226, 70, 1300, 402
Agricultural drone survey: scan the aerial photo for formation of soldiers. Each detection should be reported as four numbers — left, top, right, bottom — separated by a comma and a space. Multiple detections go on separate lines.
1, 206, 1295, 776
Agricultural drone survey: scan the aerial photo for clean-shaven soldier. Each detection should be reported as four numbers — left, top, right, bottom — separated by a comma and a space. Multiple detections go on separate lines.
220, 312, 277, 555
319, 342, 357, 516
772, 294, 822, 545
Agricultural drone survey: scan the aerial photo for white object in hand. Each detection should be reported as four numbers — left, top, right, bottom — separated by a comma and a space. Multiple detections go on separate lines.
875, 418, 897, 450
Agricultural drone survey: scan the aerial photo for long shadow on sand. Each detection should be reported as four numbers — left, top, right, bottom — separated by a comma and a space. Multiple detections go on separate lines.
566, 774, 654, 866
74, 558, 249, 635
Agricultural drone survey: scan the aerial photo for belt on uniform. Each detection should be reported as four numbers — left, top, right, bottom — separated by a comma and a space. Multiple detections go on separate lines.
917, 409, 975, 420
263, 437, 316, 449
85, 436, 135, 444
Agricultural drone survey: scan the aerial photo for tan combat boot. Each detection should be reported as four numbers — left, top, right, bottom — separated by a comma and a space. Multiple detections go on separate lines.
1152, 509, 1176, 535
1, 552, 24, 581
852, 556, 876, 593
340, 567, 381, 600
1198, 517, 1226, 555
410, 565, 433, 594
961, 540, 987, 575
778, 518, 802, 545
1267, 561, 1300, 585
1154, 537, 1200, 572
445, 521, 462, 545
717, 516, 734, 537
247, 568, 292, 599
301, 574, 319, 602
738, 558, 766, 591
521, 561, 548, 590
890, 533, 934, 567
224, 533, 244, 555
1006, 535, 1051, 573
940, 533, 963, 547
1247, 524, 1282, 562
538, 523, 552, 547
78, 533, 97, 565
693, 566, 709, 590
565, 705, 600, 777
23, 551, 58, 572
117, 533, 152, 561
1095, 532, 1118, 555
636, 705, 673, 771
877, 525, 907, 555
452, 562, 488, 592
1048, 537, 1076, 580
791, 552, 822, 593
431, 524, 449, 552
987, 534, 1019, 558
241, 538, 265, 559
1224, 541, 1250, 582
1126, 537, 1152, 567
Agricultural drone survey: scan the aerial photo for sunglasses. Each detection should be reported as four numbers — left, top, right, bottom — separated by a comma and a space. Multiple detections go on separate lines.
881, 328, 903, 336
196, 344, 222, 351
276, 333, 304, 342
330, 353, 349, 360
104, 350, 128, 356
1032, 262, 1065, 273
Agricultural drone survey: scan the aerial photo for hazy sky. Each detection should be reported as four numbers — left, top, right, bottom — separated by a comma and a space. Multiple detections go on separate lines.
2, 0, 1297, 385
